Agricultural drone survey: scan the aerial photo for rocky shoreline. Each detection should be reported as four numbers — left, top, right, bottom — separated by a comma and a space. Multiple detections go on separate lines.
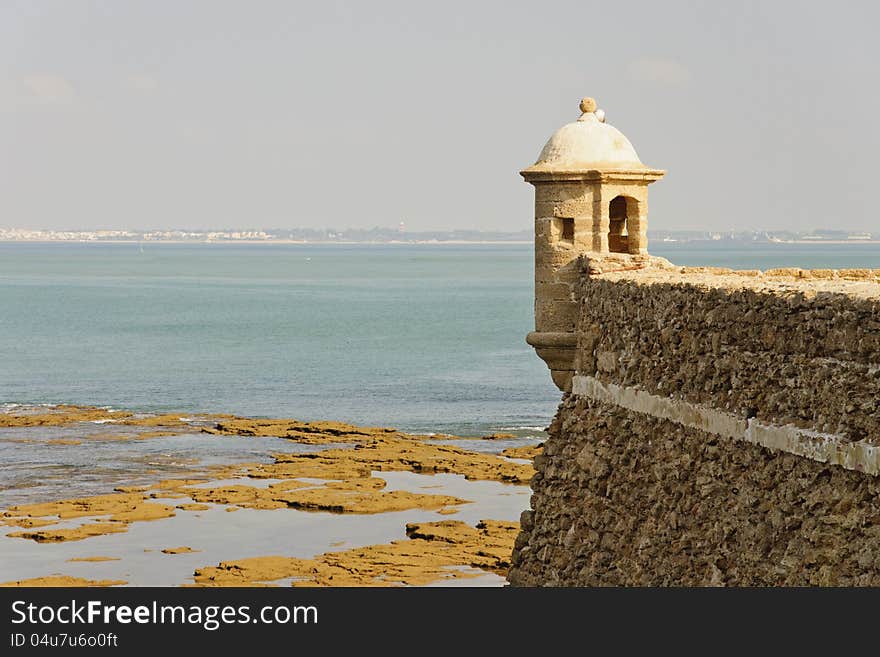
0, 406, 542, 587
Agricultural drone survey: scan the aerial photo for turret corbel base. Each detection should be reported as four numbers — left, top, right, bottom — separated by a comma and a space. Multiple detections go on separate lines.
526, 331, 577, 392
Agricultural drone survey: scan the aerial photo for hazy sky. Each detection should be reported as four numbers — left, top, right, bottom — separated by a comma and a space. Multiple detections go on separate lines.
2, 1, 878, 232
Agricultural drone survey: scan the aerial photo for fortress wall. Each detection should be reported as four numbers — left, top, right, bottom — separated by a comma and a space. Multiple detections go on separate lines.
508, 266, 880, 586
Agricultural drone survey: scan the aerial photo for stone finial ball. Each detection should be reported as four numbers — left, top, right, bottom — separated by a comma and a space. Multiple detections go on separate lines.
579, 97, 597, 113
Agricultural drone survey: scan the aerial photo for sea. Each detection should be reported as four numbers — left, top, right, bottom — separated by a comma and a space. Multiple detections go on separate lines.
0, 240, 878, 508
1, 240, 878, 433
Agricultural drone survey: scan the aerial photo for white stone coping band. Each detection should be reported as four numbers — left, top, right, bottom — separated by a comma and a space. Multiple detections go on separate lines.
571, 375, 880, 476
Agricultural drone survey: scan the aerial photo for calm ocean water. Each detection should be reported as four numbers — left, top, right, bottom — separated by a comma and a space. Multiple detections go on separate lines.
1, 240, 878, 435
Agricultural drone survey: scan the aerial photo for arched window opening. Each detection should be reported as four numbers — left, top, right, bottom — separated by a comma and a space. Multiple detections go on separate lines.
608, 196, 637, 254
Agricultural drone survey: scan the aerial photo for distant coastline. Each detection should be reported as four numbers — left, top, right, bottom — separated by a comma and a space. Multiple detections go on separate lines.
1, 226, 875, 245
3, 238, 877, 246
777, 239, 880, 245
0, 239, 535, 245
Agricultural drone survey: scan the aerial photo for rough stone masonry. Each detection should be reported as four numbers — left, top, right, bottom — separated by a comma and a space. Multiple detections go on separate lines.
508, 263, 880, 586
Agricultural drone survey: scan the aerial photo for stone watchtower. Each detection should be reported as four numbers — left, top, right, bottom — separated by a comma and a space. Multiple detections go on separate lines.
522, 97, 665, 391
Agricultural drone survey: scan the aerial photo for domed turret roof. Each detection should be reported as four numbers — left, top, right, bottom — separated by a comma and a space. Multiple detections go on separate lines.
525, 97, 646, 172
